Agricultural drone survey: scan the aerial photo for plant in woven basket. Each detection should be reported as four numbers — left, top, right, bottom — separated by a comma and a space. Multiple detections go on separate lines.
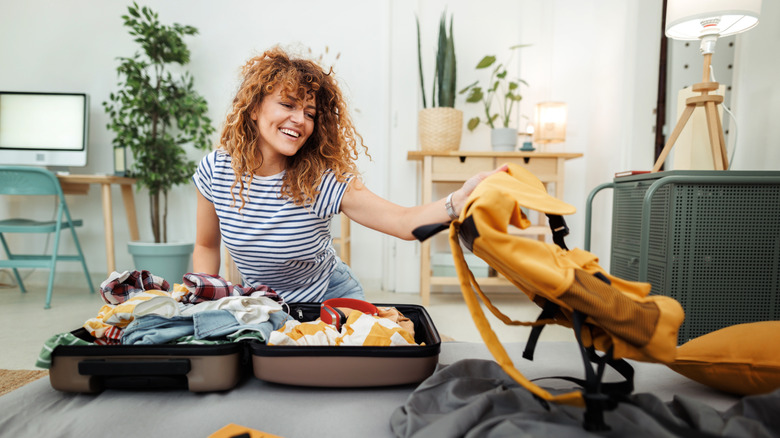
415, 10, 462, 151
460, 45, 529, 131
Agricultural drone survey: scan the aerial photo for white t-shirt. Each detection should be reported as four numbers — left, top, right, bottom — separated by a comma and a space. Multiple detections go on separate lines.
192, 150, 352, 302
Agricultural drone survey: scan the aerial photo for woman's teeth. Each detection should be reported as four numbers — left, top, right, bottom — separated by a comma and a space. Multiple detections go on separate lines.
280, 128, 300, 138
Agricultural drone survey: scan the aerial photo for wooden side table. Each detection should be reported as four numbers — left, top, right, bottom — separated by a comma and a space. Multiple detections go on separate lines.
407, 150, 582, 306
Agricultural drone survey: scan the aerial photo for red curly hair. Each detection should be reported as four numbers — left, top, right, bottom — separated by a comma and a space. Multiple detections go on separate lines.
220, 47, 368, 210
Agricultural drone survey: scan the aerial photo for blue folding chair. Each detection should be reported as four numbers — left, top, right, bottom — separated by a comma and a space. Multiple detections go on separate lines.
0, 166, 94, 308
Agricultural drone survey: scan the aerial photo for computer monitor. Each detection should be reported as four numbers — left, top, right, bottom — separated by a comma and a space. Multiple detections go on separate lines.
0, 91, 89, 170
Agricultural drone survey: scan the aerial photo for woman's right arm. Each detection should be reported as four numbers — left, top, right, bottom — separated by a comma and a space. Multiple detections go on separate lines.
193, 191, 222, 275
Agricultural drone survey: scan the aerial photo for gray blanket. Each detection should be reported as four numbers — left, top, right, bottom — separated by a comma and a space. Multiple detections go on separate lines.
390, 359, 780, 438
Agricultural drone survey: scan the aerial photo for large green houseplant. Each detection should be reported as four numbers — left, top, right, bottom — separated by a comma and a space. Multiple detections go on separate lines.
460, 45, 529, 151
103, 3, 214, 280
416, 11, 462, 151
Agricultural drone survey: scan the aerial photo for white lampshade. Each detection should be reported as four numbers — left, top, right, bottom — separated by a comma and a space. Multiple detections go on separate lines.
533, 102, 567, 144
666, 0, 761, 40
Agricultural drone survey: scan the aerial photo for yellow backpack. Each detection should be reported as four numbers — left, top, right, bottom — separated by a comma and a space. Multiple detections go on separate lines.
415, 163, 685, 430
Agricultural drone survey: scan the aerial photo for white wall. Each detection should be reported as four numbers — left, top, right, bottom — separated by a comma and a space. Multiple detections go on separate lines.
1, 0, 777, 291
1, 0, 391, 284
730, 0, 780, 170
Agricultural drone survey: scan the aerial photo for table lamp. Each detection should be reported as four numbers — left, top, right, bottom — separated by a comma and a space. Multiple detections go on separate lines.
652, 0, 761, 172
533, 102, 567, 148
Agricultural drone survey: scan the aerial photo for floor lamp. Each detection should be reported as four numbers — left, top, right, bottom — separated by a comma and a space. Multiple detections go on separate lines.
653, 0, 761, 172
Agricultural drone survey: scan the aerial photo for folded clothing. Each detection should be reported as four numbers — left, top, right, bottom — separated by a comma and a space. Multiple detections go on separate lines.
268, 309, 417, 347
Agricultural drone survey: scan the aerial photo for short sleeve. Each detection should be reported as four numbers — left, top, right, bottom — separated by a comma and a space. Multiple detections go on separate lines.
311, 171, 353, 218
192, 150, 217, 203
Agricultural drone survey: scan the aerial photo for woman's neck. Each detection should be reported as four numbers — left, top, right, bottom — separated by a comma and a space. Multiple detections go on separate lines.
255, 156, 288, 177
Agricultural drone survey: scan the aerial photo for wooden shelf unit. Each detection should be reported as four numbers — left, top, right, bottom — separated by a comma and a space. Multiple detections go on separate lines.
407, 150, 582, 306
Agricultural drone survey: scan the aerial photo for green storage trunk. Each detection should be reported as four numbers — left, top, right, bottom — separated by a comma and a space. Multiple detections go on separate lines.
590, 170, 780, 344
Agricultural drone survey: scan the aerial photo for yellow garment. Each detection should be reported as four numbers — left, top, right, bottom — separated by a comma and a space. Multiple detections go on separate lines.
83, 290, 172, 338
268, 311, 417, 346
268, 320, 341, 346
209, 423, 283, 438
338, 310, 416, 346
448, 162, 684, 408
376, 306, 415, 339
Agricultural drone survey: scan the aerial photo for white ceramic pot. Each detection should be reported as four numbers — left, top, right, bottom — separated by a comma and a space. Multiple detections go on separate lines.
491, 128, 518, 151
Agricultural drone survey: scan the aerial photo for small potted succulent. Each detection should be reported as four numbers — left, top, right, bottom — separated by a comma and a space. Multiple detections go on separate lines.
460, 45, 529, 151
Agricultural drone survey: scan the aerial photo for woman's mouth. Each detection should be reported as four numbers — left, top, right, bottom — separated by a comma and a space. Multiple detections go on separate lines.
279, 128, 300, 138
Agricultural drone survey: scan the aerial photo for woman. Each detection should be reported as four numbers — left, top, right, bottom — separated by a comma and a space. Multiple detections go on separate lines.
193, 47, 504, 303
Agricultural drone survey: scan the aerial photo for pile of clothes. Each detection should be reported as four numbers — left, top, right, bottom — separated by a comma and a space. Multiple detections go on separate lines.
36, 270, 418, 369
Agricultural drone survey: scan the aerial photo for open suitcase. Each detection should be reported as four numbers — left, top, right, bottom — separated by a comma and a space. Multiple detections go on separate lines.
48, 327, 245, 393
48, 302, 439, 392
250, 303, 441, 387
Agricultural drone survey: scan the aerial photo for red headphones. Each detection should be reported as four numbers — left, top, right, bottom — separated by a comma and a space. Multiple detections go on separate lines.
320, 298, 378, 331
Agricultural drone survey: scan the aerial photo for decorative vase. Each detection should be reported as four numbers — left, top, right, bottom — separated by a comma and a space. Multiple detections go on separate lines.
127, 241, 194, 284
418, 107, 463, 152
491, 128, 518, 151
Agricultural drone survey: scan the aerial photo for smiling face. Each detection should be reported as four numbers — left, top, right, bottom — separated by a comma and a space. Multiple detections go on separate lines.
251, 85, 317, 175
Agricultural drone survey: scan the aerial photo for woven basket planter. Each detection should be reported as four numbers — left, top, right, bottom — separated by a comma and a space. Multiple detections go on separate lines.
418, 107, 463, 152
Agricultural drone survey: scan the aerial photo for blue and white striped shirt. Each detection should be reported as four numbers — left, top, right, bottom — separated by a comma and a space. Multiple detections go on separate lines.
192, 150, 352, 303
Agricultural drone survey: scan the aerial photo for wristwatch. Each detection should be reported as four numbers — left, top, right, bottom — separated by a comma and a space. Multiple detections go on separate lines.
445, 192, 459, 220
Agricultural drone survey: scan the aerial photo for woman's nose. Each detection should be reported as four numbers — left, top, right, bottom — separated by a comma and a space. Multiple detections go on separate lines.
290, 108, 305, 124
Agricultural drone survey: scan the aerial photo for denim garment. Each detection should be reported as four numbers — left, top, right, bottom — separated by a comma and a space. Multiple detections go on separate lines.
122, 314, 194, 345
195, 309, 291, 341
123, 310, 293, 345
320, 260, 365, 301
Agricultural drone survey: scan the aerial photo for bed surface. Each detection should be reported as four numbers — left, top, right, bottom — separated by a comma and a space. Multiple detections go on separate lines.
0, 341, 740, 437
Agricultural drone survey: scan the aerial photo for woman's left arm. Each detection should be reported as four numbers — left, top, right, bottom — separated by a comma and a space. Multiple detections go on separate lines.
340, 164, 507, 240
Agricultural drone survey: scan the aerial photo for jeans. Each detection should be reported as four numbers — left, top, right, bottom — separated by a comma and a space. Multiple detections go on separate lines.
122, 309, 290, 345
320, 260, 365, 301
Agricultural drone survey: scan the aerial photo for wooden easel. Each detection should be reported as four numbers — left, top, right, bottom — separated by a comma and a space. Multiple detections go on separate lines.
652, 52, 728, 172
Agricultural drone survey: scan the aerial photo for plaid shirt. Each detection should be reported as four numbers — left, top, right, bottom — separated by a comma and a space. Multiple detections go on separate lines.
181, 273, 280, 304
100, 270, 280, 305
99, 270, 170, 305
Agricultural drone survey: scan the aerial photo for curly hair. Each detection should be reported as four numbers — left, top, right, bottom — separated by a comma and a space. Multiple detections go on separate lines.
220, 46, 368, 210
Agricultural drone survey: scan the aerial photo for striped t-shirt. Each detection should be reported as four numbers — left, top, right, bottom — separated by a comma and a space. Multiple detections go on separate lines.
192, 150, 352, 303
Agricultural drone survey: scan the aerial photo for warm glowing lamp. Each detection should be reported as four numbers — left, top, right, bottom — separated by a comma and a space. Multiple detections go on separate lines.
533, 102, 567, 145
653, 0, 761, 172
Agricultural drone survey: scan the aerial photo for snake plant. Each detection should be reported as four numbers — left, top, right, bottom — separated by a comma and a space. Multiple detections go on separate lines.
417, 11, 456, 108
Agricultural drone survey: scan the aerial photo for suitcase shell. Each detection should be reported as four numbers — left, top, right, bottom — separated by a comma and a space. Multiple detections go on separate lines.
49, 328, 245, 393
249, 303, 441, 387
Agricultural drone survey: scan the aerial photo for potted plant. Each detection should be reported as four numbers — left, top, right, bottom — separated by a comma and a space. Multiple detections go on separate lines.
460, 45, 529, 151
416, 10, 462, 151
103, 3, 215, 282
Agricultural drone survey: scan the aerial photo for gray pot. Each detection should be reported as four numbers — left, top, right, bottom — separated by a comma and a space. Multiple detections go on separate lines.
491, 128, 518, 151
127, 241, 194, 284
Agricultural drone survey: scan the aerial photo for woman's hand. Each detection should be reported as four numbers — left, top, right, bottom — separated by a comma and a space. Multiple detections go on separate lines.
450, 164, 509, 213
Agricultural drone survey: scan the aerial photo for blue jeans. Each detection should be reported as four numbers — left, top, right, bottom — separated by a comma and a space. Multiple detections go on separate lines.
320, 260, 365, 301
122, 309, 290, 345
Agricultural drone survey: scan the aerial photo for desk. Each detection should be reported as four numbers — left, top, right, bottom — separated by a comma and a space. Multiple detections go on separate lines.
407, 150, 582, 306
57, 174, 139, 275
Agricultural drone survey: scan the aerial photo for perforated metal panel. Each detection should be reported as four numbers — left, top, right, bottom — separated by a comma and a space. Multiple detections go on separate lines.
610, 171, 780, 344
